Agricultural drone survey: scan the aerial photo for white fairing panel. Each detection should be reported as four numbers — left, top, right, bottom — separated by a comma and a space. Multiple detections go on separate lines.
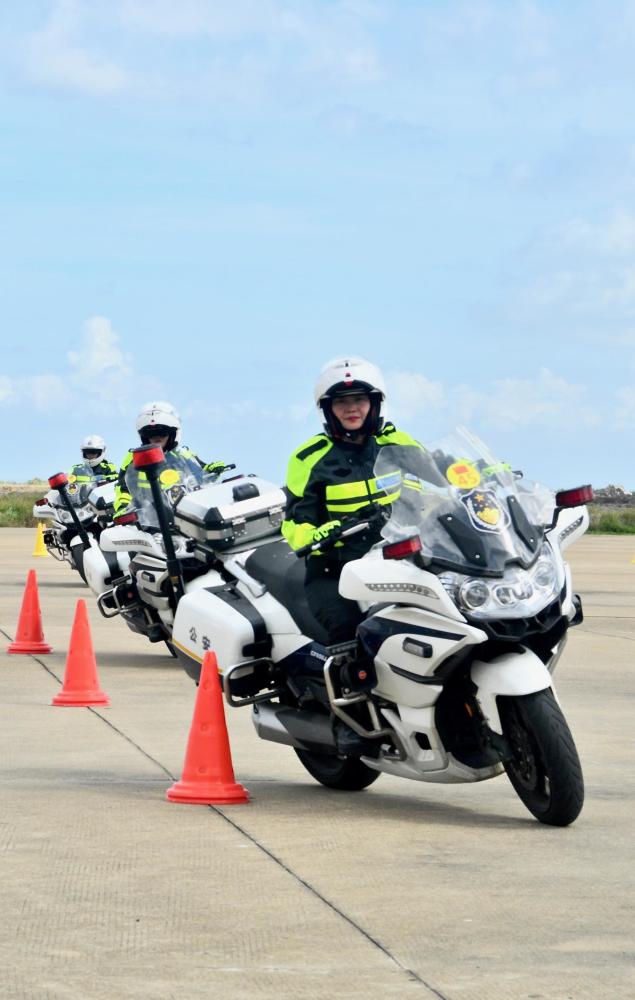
172, 590, 256, 673
100, 525, 164, 557
340, 553, 466, 622
84, 546, 130, 595
365, 605, 486, 708
471, 649, 552, 734
549, 505, 589, 552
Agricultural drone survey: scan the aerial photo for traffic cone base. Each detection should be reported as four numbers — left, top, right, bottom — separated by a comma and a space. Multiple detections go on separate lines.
52, 599, 110, 707
32, 522, 48, 557
9, 639, 53, 655
7, 570, 52, 654
52, 688, 110, 707
166, 780, 249, 805
166, 651, 249, 806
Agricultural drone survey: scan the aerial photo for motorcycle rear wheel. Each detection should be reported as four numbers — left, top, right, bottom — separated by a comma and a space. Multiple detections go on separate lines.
498, 689, 584, 826
294, 749, 380, 791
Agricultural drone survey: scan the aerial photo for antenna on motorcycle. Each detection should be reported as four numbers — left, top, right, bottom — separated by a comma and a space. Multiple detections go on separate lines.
549, 484, 594, 531
131, 445, 185, 602
555, 485, 594, 508
49, 472, 68, 489
47, 472, 92, 551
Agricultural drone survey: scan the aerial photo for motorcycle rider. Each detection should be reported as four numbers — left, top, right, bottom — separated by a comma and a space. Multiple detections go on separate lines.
113, 401, 225, 517
70, 435, 118, 483
282, 357, 428, 751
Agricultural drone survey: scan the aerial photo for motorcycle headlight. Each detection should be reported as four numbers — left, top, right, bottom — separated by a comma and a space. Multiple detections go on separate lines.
459, 579, 490, 610
533, 556, 557, 591
457, 545, 561, 619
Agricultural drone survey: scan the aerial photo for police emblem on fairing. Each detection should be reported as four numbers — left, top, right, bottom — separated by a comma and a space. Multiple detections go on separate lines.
460, 489, 510, 533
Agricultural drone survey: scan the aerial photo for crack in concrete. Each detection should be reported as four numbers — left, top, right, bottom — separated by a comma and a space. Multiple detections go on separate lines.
1, 633, 449, 1000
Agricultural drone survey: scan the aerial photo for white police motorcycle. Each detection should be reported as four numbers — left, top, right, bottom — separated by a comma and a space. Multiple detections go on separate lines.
33, 464, 116, 582
83, 452, 240, 653
155, 428, 590, 827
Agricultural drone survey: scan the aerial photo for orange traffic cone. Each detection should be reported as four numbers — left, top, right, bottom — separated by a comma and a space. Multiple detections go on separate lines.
7, 570, 52, 654
32, 522, 48, 557
167, 651, 249, 805
52, 599, 110, 707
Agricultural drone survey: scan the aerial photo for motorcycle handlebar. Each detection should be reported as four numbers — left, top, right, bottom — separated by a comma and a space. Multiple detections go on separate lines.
294, 504, 386, 558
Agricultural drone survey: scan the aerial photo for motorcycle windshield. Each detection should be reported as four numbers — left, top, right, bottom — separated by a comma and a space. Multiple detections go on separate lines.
125, 451, 206, 529
59, 464, 100, 508
374, 427, 555, 576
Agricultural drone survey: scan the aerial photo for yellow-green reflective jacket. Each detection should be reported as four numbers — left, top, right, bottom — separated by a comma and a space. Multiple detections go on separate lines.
282, 422, 426, 561
113, 446, 204, 515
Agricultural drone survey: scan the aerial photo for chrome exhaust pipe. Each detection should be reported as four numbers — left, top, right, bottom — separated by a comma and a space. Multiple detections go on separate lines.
251, 703, 337, 751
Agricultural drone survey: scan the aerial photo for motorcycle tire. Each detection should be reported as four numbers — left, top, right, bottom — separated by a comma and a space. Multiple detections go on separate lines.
498, 689, 584, 826
294, 748, 380, 791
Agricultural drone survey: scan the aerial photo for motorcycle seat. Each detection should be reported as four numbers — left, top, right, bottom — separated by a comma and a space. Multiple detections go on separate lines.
245, 539, 331, 645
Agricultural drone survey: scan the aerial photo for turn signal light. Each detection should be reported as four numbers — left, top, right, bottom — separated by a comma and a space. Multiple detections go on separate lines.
132, 445, 165, 468
382, 536, 422, 560
34, 498, 49, 507
48, 472, 68, 489
555, 485, 594, 508
114, 512, 138, 525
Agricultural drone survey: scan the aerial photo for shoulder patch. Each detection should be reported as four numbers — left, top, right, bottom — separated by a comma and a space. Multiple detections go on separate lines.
296, 436, 331, 462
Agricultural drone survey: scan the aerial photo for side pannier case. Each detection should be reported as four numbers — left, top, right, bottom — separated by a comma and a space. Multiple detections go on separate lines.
174, 475, 286, 552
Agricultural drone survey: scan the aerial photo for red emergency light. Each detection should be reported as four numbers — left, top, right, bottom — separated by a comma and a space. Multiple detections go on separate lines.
113, 512, 138, 525
555, 485, 594, 508
48, 472, 68, 489
382, 536, 422, 560
132, 445, 165, 468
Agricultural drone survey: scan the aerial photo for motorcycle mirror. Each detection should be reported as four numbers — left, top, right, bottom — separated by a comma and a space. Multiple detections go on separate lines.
555, 485, 594, 508
49, 472, 68, 489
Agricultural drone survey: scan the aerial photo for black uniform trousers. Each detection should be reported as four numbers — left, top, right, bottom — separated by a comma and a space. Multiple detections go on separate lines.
305, 557, 364, 645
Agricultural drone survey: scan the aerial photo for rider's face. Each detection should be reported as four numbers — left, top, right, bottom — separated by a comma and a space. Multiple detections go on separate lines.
148, 433, 170, 448
331, 393, 371, 432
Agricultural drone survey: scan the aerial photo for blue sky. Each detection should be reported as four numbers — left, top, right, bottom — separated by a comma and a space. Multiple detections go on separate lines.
1, 0, 634, 489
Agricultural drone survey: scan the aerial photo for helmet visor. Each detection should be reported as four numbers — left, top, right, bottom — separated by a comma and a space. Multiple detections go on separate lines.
140, 424, 172, 438
82, 449, 102, 460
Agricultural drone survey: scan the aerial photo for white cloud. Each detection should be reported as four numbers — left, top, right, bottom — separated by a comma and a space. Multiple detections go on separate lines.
18, 0, 383, 99
0, 376, 14, 404
68, 316, 133, 388
24, 0, 128, 96
0, 316, 162, 416
387, 366, 599, 432
561, 209, 635, 256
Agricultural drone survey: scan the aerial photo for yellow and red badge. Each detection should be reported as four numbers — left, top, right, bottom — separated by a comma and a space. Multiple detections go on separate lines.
446, 460, 481, 490
159, 468, 180, 487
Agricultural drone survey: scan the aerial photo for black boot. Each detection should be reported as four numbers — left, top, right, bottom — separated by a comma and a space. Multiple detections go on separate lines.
333, 719, 380, 757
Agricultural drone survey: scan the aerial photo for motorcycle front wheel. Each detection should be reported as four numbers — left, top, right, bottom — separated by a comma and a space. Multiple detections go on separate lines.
498, 689, 584, 826
294, 749, 380, 791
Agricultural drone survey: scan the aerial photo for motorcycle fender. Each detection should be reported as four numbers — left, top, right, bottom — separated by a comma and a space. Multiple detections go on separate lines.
471, 649, 552, 735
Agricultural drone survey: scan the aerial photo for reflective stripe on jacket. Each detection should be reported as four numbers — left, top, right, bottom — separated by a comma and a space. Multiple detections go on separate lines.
282, 422, 426, 560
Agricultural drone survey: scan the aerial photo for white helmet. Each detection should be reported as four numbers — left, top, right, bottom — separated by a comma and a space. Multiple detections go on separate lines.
135, 401, 181, 450
314, 357, 386, 438
81, 435, 106, 468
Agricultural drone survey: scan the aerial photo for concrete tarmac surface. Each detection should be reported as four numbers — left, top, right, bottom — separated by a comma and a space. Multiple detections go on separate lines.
1, 528, 633, 1000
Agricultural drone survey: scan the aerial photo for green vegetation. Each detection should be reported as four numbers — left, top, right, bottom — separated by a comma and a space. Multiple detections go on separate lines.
2, 491, 635, 534
0, 491, 43, 527
587, 505, 635, 534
